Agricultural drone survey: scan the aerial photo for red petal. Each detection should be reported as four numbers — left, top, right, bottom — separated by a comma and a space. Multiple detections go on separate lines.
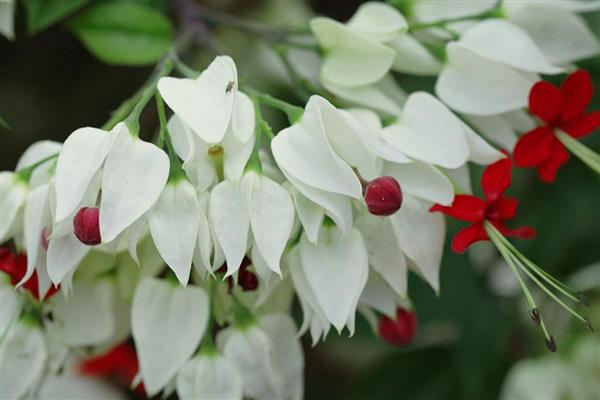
560, 70, 593, 122
451, 223, 488, 253
487, 197, 518, 221
529, 81, 561, 125
537, 140, 570, 183
513, 127, 554, 168
481, 155, 512, 202
561, 111, 600, 139
493, 222, 536, 240
430, 195, 486, 222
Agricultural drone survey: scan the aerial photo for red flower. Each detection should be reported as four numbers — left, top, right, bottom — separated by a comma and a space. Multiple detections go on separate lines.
514, 70, 600, 182
430, 156, 536, 253
378, 308, 418, 347
80, 342, 145, 398
0, 247, 59, 300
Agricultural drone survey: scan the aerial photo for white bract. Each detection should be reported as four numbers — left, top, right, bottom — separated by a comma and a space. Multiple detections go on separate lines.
176, 351, 243, 400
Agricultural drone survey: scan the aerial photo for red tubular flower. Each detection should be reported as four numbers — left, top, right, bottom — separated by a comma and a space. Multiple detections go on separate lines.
514, 70, 600, 182
430, 156, 535, 253
378, 308, 418, 347
0, 247, 59, 300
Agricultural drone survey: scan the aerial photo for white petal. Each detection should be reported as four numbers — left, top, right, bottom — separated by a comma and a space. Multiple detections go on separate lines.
54, 127, 113, 222
231, 91, 255, 144
246, 173, 294, 275
259, 314, 305, 400
299, 227, 369, 332
461, 121, 506, 165
0, 319, 46, 399
390, 196, 445, 293
355, 213, 407, 297
126, 217, 148, 265
193, 205, 213, 275
463, 114, 518, 150
222, 128, 255, 182
16, 140, 61, 171
413, 0, 495, 23
436, 43, 538, 115
272, 97, 362, 198
459, 19, 562, 74
347, 2, 408, 42
176, 354, 243, 400
359, 270, 400, 317
47, 231, 90, 285
504, 0, 600, 13
149, 180, 200, 285
0, 0, 14, 40
384, 161, 454, 205
311, 17, 395, 86
50, 278, 116, 346
209, 180, 249, 276
383, 92, 469, 168
507, 6, 599, 65
388, 34, 442, 75
501, 110, 536, 134
100, 124, 169, 243
216, 325, 281, 399
132, 278, 209, 396
0, 173, 27, 243
0, 277, 22, 338
158, 56, 237, 144
287, 184, 324, 244
20, 183, 50, 286
443, 164, 473, 194
322, 74, 405, 116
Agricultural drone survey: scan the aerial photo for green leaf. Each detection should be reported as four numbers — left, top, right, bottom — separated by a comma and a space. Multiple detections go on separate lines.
68, 1, 173, 66
23, 0, 89, 33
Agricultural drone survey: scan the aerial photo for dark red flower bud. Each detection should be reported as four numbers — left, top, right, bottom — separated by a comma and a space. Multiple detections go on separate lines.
41, 226, 51, 250
238, 269, 258, 291
378, 308, 418, 347
73, 207, 101, 246
364, 176, 403, 216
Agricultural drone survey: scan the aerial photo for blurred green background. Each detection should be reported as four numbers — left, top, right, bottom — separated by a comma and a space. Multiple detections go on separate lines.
2, 1, 599, 399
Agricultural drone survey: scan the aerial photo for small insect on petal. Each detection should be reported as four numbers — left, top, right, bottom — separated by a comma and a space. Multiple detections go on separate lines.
73, 207, 101, 246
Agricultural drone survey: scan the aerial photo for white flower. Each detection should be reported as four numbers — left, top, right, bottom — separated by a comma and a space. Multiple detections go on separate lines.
216, 313, 304, 400
0, 0, 15, 40
131, 278, 209, 396
176, 351, 243, 400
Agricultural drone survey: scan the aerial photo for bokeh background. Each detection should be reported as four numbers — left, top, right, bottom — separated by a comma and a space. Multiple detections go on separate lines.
2, 1, 599, 399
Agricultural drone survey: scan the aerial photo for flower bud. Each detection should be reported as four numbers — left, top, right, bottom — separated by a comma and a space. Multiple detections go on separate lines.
238, 269, 258, 292
41, 226, 51, 250
73, 207, 101, 246
364, 176, 403, 216
378, 308, 417, 347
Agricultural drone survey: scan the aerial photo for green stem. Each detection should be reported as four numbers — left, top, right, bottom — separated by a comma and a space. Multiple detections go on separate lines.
409, 0, 504, 32
556, 130, 600, 177
243, 86, 303, 124
17, 153, 59, 182
155, 93, 184, 180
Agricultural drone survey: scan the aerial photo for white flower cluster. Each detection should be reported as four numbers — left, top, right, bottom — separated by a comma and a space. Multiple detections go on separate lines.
1, 1, 599, 399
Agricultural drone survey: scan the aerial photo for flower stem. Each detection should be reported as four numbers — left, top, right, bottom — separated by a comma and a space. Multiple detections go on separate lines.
243, 86, 304, 124
556, 130, 600, 177
155, 92, 184, 180
17, 153, 59, 182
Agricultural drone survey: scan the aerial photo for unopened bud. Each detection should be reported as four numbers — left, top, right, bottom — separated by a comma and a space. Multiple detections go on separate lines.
41, 226, 51, 250
364, 176, 403, 216
238, 269, 258, 291
378, 307, 417, 347
73, 207, 101, 246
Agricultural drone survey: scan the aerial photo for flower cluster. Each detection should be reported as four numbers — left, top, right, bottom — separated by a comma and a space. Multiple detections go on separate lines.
1, 0, 599, 398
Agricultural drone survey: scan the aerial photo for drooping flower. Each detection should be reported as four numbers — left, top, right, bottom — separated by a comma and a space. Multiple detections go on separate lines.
430, 155, 535, 253
513, 70, 600, 182
378, 307, 418, 347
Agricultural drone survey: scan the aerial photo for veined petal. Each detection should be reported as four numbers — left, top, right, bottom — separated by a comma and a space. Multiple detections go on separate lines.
507, 6, 600, 65
299, 226, 369, 332
382, 92, 469, 168
347, 2, 408, 42
287, 184, 324, 244
245, 173, 294, 275
311, 17, 395, 87
132, 278, 209, 396
436, 43, 538, 115
355, 213, 407, 297
0, 319, 46, 399
209, 180, 249, 276
388, 34, 442, 76
390, 196, 445, 293
149, 180, 200, 285
176, 354, 243, 400
384, 161, 454, 205
54, 127, 114, 222
0, 172, 28, 243
459, 19, 562, 74
20, 184, 50, 287
100, 124, 169, 243
158, 56, 237, 144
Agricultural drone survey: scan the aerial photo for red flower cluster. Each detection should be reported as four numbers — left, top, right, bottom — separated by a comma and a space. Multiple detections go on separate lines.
430, 156, 535, 253
79, 342, 145, 398
378, 308, 418, 347
514, 70, 600, 182
0, 247, 58, 300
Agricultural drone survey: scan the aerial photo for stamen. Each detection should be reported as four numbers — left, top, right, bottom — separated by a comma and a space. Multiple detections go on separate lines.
545, 336, 557, 353
556, 129, 600, 176
529, 308, 541, 325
